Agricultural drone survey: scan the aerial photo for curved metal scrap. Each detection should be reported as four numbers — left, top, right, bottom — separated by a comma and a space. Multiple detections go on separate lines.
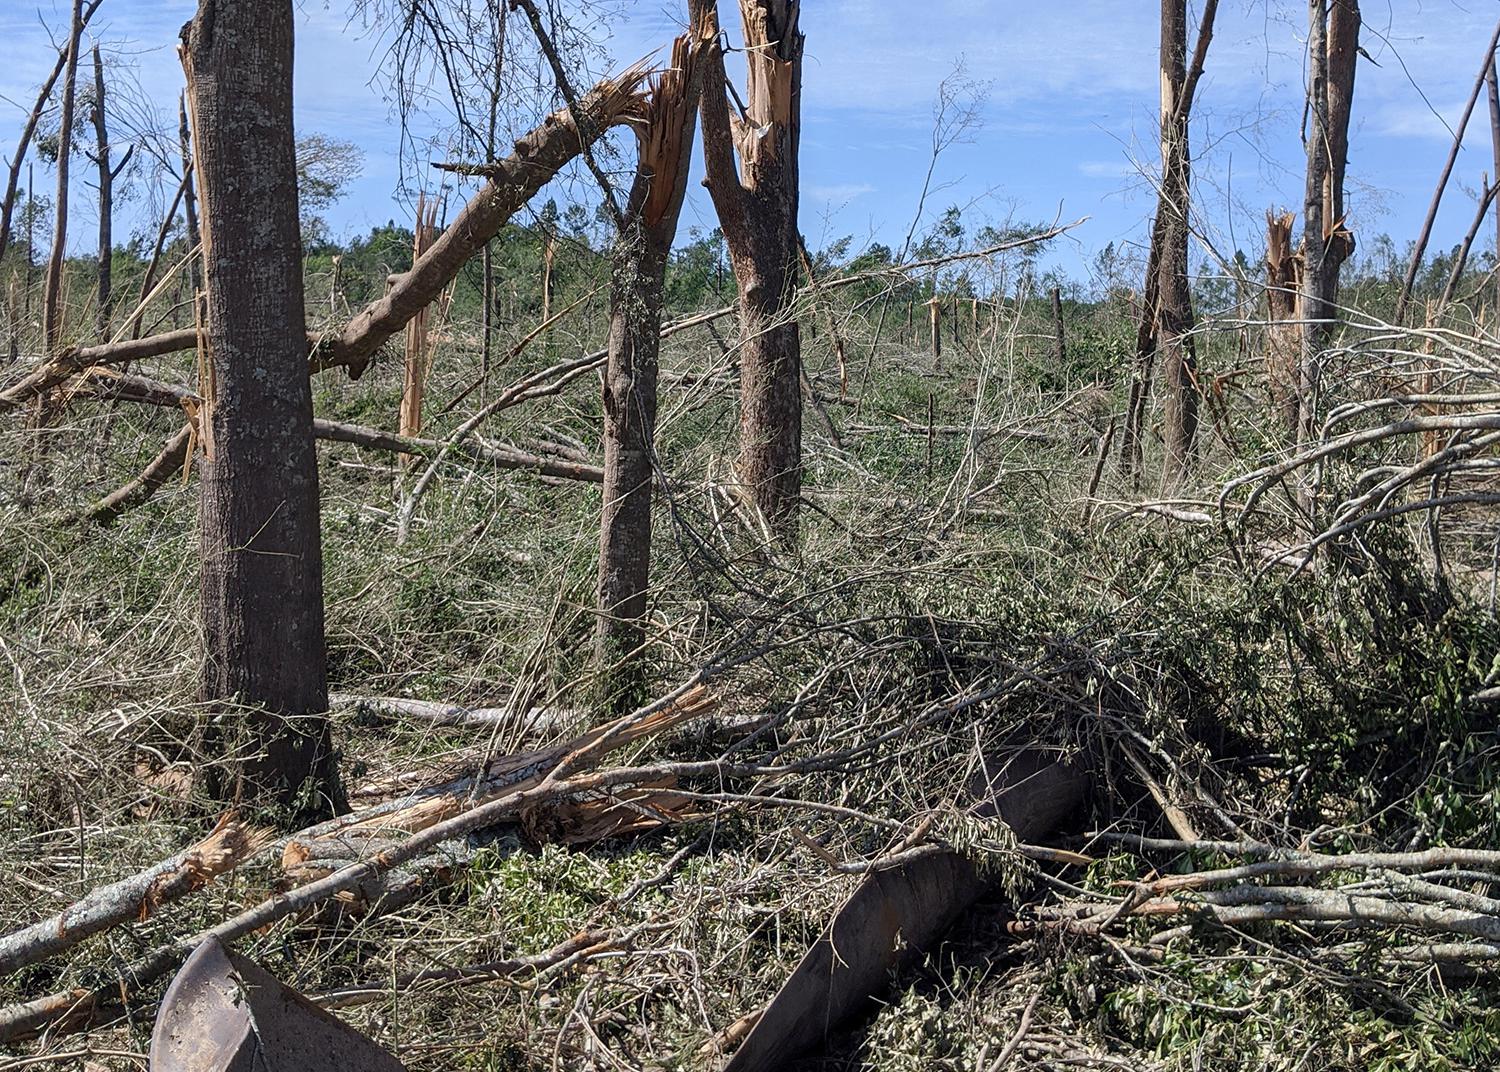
150, 936, 407, 1072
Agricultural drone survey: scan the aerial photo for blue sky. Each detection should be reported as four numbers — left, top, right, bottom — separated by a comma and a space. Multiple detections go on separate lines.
3, 0, 1499, 283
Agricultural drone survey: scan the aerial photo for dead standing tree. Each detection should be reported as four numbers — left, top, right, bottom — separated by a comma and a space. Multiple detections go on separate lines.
1121, 0, 1217, 488
89, 44, 133, 335
1298, 0, 1360, 448
182, 0, 341, 820
596, 28, 707, 705
42, 0, 85, 353
690, 0, 804, 538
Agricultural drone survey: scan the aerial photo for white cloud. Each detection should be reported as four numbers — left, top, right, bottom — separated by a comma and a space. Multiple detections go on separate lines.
1079, 160, 1139, 180
808, 182, 876, 203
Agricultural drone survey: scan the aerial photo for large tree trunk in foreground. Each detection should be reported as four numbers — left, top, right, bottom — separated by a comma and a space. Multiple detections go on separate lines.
182, 0, 341, 821
691, 0, 803, 539
596, 30, 706, 706
1298, 0, 1360, 447
42, 0, 83, 354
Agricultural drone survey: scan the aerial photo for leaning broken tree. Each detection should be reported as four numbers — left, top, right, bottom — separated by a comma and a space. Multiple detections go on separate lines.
690, 0, 805, 538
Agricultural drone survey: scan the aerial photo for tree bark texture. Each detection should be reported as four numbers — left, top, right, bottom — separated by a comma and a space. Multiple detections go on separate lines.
691, 0, 804, 539
1122, 0, 1217, 489
596, 30, 707, 702
181, 0, 340, 820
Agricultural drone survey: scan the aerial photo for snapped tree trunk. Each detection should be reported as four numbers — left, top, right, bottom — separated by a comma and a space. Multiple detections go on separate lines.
1156, 0, 1202, 488
1298, 0, 1360, 447
690, 0, 804, 539
182, 0, 341, 822
398, 192, 440, 452
1264, 210, 1302, 438
596, 29, 707, 707
42, 0, 83, 354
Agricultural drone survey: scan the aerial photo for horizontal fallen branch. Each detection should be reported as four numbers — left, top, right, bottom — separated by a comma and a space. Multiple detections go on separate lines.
0, 330, 199, 412
0, 814, 270, 978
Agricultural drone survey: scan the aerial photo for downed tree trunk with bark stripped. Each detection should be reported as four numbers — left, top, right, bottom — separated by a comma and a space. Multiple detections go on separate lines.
0, 814, 270, 977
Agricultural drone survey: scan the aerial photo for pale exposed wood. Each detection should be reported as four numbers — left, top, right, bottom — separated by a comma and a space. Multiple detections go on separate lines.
398, 192, 442, 451
0, 814, 271, 977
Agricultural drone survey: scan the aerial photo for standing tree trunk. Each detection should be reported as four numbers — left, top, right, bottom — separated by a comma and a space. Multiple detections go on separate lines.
596, 29, 706, 707
42, 0, 84, 354
927, 295, 942, 366
690, 0, 804, 539
1156, 0, 1207, 487
181, 0, 341, 821
1050, 285, 1066, 365
398, 192, 440, 451
1122, 0, 1217, 488
1298, 0, 1360, 447
1489, 57, 1500, 322
89, 45, 131, 337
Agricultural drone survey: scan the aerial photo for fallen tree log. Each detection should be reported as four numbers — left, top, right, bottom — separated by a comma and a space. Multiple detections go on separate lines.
721, 750, 1091, 1072
0, 814, 270, 978
0, 329, 199, 412
0, 679, 719, 1042
284, 686, 714, 863
83, 423, 194, 526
